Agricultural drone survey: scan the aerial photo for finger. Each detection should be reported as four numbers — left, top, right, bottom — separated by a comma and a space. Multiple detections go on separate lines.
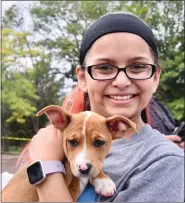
56, 129, 63, 139
36, 127, 45, 135
46, 124, 57, 132
37, 125, 55, 137
166, 135, 182, 143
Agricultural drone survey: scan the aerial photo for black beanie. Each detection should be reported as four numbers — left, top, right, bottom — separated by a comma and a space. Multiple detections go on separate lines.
79, 13, 158, 65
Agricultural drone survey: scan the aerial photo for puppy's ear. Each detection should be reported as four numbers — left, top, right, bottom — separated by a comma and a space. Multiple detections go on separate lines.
36, 105, 71, 131
106, 115, 137, 139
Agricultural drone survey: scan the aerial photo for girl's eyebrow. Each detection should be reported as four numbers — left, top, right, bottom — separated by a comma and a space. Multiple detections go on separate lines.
93, 56, 149, 64
94, 57, 116, 64
127, 56, 149, 62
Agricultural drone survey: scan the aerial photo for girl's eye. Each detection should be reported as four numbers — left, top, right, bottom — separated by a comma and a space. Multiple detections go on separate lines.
68, 139, 78, 147
94, 140, 105, 147
95, 64, 114, 71
128, 64, 148, 72
100, 65, 112, 70
131, 64, 146, 70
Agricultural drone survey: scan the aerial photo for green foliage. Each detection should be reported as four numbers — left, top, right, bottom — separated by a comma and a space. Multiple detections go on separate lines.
2, 11, 63, 142
2, 28, 39, 124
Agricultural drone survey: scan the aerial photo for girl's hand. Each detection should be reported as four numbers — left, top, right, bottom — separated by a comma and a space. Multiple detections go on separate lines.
165, 135, 185, 151
29, 125, 65, 163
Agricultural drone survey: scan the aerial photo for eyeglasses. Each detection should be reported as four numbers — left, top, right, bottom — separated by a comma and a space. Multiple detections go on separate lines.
82, 63, 157, 80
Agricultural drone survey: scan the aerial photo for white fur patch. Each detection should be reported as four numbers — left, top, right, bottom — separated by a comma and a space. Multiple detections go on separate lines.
75, 152, 86, 165
75, 112, 92, 168
82, 112, 92, 151
92, 178, 116, 197
79, 177, 89, 197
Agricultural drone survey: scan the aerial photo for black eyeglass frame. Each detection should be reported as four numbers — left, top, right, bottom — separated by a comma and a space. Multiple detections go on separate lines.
82, 63, 157, 80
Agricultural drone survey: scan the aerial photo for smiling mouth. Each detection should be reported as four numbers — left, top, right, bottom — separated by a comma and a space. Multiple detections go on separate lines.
108, 95, 136, 100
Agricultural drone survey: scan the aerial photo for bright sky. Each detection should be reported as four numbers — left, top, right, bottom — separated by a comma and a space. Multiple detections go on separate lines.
2, 1, 74, 94
2, 1, 35, 29
2, 1, 36, 14
2, 1, 20, 15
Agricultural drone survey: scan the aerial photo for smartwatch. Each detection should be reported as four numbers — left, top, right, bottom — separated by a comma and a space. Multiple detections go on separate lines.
27, 160, 66, 185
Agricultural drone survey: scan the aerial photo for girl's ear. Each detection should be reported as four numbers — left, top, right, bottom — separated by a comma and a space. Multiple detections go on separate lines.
153, 66, 161, 93
76, 65, 88, 93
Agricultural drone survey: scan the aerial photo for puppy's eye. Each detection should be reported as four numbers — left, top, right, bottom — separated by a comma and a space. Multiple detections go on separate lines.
94, 140, 105, 147
68, 139, 78, 147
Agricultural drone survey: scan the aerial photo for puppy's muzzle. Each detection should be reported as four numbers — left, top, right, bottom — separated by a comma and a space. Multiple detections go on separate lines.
79, 163, 92, 175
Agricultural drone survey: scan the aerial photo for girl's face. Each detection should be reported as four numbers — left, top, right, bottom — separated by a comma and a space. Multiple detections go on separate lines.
77, 33, 160, 125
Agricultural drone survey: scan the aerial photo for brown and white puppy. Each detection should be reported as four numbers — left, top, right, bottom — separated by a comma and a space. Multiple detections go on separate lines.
2, 105, 137, 202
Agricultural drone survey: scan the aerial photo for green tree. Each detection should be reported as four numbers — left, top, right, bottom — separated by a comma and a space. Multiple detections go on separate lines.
30, 1, 112, 80
2, 28, 39, 124
2, 28, 39, 151
2, 5, 65, 152
155, 2, 184, 121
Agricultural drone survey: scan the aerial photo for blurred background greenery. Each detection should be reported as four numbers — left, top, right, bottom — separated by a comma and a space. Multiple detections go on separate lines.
2, 1, 184, 154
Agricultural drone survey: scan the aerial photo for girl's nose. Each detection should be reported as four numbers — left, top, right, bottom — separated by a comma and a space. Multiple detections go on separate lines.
112, 71, 131, 88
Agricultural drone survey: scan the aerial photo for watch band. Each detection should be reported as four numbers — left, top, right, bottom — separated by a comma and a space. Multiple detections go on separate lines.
41, 160, 66, 175
27, 160, 66, 185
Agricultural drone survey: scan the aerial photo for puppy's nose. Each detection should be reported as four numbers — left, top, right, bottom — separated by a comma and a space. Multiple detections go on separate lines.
79, 163, 92, 175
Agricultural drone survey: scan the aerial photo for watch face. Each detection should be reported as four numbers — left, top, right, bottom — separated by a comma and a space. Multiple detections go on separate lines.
27, 161, 46, 185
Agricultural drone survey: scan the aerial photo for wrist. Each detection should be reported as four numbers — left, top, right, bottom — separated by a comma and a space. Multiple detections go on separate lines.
36, 173, 73, 202
36, 172, 65, 188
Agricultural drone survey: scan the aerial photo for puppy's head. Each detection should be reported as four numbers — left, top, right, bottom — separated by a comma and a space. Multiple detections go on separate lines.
37, 105, 137, 178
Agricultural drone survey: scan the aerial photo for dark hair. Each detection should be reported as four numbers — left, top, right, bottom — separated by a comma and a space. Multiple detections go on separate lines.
80, 12, 159, 65
84, 93, 91, 111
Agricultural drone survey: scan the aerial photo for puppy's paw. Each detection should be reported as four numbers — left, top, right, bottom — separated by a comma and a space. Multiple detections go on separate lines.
92, 178, 116, 197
